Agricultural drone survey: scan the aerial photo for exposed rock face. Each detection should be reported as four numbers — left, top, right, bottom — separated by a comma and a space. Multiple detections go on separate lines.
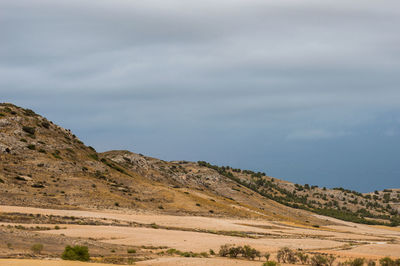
108, 152, 149, 171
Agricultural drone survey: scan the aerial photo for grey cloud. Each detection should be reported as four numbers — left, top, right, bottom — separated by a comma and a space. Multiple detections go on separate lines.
1, 0, 400, 191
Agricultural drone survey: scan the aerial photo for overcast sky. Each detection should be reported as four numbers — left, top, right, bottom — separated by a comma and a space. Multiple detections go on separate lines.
1, 0, 400, 192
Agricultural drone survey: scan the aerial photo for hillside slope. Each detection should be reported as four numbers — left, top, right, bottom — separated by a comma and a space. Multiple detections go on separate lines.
0, 103, 326, 226
0, 103, 398, 226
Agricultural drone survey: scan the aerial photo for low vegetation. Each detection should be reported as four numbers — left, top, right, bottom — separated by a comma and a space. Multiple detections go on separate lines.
219, 244, 261, 260
198, 161, 400, 226
61, 245, 90, 261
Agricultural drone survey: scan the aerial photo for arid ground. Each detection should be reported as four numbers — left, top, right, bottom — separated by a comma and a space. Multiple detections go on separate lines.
0, 205, 399, 265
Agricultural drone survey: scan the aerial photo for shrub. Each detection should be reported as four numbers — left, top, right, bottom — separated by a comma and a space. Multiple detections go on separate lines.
263, 261, 279, 266
218, 244, 231, 257
27, 144, 36, 150
228, 246, 243, 258
327, 255, 336, 266
347, 258, 365, 266
277, 247, 297, 264
22, 126, 35, 135
218, 244, 260, 260
209, 249, 215, 255
127, 248, 136, 254
367, 260, 376, 266
41, 121, 50, 129
61, 245, 90, 261
297, 252, 309, 264
31, 243, 43, 254
311, 254, 328, 266
24, 109, 37, 116
242, 245, 260, 260
379, 257, 399, 266
264, 252, 271, 261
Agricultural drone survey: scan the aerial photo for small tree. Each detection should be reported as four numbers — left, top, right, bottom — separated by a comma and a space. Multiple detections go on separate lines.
379, 257, 397, 266
218, 244, 231, 257
311, 254, 328, 266
61, 245, 90, 261
31, 243, 43, 254
277, 247, 297, 264
348, 258, 365, 266
327, 255, 336, 266
264, 252, 271, 261
228, 246, 243, 258
297, 252, 309, 265
242, 245, 259, 260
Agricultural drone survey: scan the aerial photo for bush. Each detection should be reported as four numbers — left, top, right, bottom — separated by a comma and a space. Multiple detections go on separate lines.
379, 257, 400, 266
27, 144, 36, 150
263, 261, 279, 266
277, 247, 297, 264
218, 244, 231, 257
127, 248, 136, 254
228, 246, 242, 258
297, 252, 309, 264
311, 254, 328, 266
242, 245, 260, 260
347, 258, 364, 266
41, 121, 50, 129
31, 243, 43, 254
218, 244, 260, 260
61, 245, 90, 261
22, 126, 35, 135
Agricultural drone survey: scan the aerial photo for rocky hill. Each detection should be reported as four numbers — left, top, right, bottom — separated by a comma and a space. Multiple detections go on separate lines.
0, 103, 399, 226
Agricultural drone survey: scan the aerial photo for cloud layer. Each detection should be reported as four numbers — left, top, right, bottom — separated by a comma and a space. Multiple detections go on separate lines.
1, 0, 400, 191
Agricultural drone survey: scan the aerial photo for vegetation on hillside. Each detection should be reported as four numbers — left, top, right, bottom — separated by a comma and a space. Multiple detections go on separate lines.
198, 161, 400, 226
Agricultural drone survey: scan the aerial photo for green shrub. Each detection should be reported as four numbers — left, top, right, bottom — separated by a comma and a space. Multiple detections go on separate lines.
380, 257, 399, 266
127, 248, 136, 254
263, 261, 279, 266
242, 245, 260, 260
218, 244, 231, 257
218, 244, 261, 260
31, 243, 43, 254
41, 121, 50, 129
22, 126, 35, 135
297, 252, 309, 264
27, 144, 36, 150
311, 254, 328, 266
347, 258, 365, 266
61, 245, 90, 261
277, 247, 297, 264
228, 246, 242, 258
24, 109, 37, 116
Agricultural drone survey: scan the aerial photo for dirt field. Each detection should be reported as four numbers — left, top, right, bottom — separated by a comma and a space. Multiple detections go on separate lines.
0, 205, 399, 265
0, 259, 124, 266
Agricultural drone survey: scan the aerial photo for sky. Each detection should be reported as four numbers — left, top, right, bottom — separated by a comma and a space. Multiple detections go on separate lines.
1, 0, 400, 192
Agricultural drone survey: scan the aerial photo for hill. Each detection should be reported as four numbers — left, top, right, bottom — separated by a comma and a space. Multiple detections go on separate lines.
0, 103, 399, 226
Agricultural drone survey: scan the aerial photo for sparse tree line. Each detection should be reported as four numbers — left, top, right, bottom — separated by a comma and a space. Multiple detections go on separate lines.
19, 242, 400, 265
197, 161, 400, 226
217, 245, 400, 266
